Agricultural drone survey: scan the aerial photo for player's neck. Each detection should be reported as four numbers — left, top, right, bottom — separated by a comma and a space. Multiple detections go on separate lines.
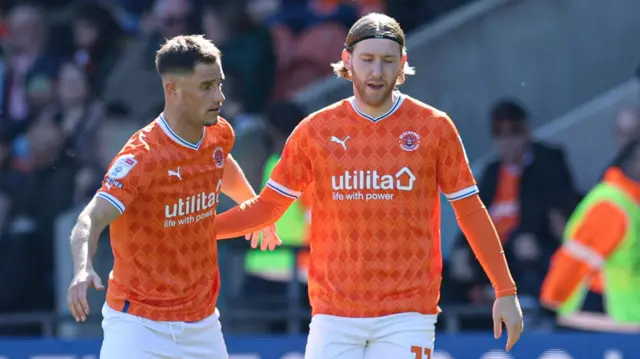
162, 109, 204, 145
353, 91, 398, 119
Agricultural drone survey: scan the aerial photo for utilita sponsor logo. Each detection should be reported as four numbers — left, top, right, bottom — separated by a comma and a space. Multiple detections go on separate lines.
163, 192, 218, 227
330, 167, 416, 201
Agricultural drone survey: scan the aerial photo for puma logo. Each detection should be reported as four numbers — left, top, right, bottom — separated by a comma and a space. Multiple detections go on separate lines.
330, 136, 350, 150
168, 167, 182, 180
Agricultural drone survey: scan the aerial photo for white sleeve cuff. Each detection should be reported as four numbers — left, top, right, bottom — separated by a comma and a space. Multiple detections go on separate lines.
266, 179, 301, 199
444, 185, 479, 202
96, 191, 125, 213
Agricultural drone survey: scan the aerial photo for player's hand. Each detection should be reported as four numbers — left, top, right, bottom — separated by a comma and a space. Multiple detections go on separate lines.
246, 225, 282, 251
492, 295, 524, 352
67, 267, 104, 322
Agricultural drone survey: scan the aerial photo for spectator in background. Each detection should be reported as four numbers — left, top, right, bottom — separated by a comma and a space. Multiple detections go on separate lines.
312, 0, 383, 17
0, 6, 59, 304
1, 3, 58, 137
35, 62, 106, 203
613, 107, 640, 149
70, 2, 124, 95
203, 2, 277, 115
241, 101, 311, 333
598, 108, 640, 180
0, 4, 61, 315
102, 0, 194, 125
0, 62, 105, 317
447, 99, 579, 323
269, 0, 351, 100
541, 139, 640, 331
150, 0, 193, 40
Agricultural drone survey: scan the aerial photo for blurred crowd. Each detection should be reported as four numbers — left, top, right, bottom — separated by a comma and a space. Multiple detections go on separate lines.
0, 0, 636, 337
443, 100, 640, 331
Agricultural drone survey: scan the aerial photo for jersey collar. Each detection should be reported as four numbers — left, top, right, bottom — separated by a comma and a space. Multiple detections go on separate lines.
157, 113, 204, 150
348, 91, 405, 123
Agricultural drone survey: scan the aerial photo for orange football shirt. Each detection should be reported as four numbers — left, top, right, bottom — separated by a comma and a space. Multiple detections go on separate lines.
265, 93, 478, 317
96, 114, 234, 322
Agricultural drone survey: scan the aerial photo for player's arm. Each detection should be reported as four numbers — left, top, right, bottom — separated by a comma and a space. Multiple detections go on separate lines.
437, 114, 521, 350
436, 115, 516, 296
70, 197, 120, 274
540, 202, 627, 309
216, 187, 296, 239
216, 124, 313, 239
68, 149, 148, 322
451, 196, 516, 296
220, 154, 257, 203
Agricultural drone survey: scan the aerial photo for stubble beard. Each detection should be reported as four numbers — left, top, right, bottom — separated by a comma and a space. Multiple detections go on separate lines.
352, 69, 395, 107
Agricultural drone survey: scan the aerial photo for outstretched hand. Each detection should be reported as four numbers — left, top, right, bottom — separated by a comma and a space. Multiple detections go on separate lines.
246, 225, 282, 251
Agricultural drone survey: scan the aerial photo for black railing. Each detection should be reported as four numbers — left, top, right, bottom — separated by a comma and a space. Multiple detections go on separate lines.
1, 243, 549, 337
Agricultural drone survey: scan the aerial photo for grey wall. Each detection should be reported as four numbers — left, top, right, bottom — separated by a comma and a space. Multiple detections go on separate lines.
295, 0, 640, 161
535, 80, 639, 191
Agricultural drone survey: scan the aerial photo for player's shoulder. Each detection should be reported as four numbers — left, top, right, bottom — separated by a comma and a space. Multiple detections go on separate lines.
106, 123, 157, 180
206, 116, 234, 141
208, 117, 234, 155
117, 121, 160, 158
401, 95, 460, 134
402, 95, 450, 120
211, 116, 233, 133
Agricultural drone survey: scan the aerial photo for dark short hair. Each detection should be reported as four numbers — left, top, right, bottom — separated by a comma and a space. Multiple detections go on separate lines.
155, 34, 221, 76
490, 99, 528, 123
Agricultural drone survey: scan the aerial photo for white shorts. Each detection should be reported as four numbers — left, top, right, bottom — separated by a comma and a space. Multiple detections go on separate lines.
100, 303, 229, 359
305, 312, 436, 359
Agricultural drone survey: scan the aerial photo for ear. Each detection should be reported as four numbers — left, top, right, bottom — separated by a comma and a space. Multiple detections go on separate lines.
341, 49, 352, 72
396, 53, 409, 85
164, 80, 176, 96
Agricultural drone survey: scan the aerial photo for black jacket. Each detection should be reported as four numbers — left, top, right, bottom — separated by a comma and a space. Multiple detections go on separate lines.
446, 142, 580, 299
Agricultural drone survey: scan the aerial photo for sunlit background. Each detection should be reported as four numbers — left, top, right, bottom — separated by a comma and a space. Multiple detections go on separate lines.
0, 0, 638, 358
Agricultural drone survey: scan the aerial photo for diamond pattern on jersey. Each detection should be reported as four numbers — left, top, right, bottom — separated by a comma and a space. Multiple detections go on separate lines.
269, 97, 477, 317
100, 118, 234, 322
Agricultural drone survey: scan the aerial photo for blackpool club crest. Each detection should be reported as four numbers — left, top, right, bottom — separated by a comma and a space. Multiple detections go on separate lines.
399, 131, 420, 151
213, 147, 225, 168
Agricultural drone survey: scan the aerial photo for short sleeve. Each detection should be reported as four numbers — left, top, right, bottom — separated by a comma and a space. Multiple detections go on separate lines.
95, 150, 151, 214
436, 114, 479, 201
266, 123, 313, 200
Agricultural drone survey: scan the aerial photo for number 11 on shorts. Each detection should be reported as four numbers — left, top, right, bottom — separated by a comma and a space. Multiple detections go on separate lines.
411, 346, 431, 359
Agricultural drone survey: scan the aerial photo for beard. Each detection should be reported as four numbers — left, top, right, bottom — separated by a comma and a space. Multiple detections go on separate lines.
352, 68, 395, 107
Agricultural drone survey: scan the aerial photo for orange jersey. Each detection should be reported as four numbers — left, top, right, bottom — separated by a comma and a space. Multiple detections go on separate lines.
265, 93, 478, 317
96, 114, 234, 322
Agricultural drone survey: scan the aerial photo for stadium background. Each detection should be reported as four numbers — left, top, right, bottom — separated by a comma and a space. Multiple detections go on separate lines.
0, 0, 638, 357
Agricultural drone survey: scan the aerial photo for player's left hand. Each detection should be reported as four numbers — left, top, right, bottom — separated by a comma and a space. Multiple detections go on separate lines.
492, 295, 524, 352
246, 225, 282, 251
